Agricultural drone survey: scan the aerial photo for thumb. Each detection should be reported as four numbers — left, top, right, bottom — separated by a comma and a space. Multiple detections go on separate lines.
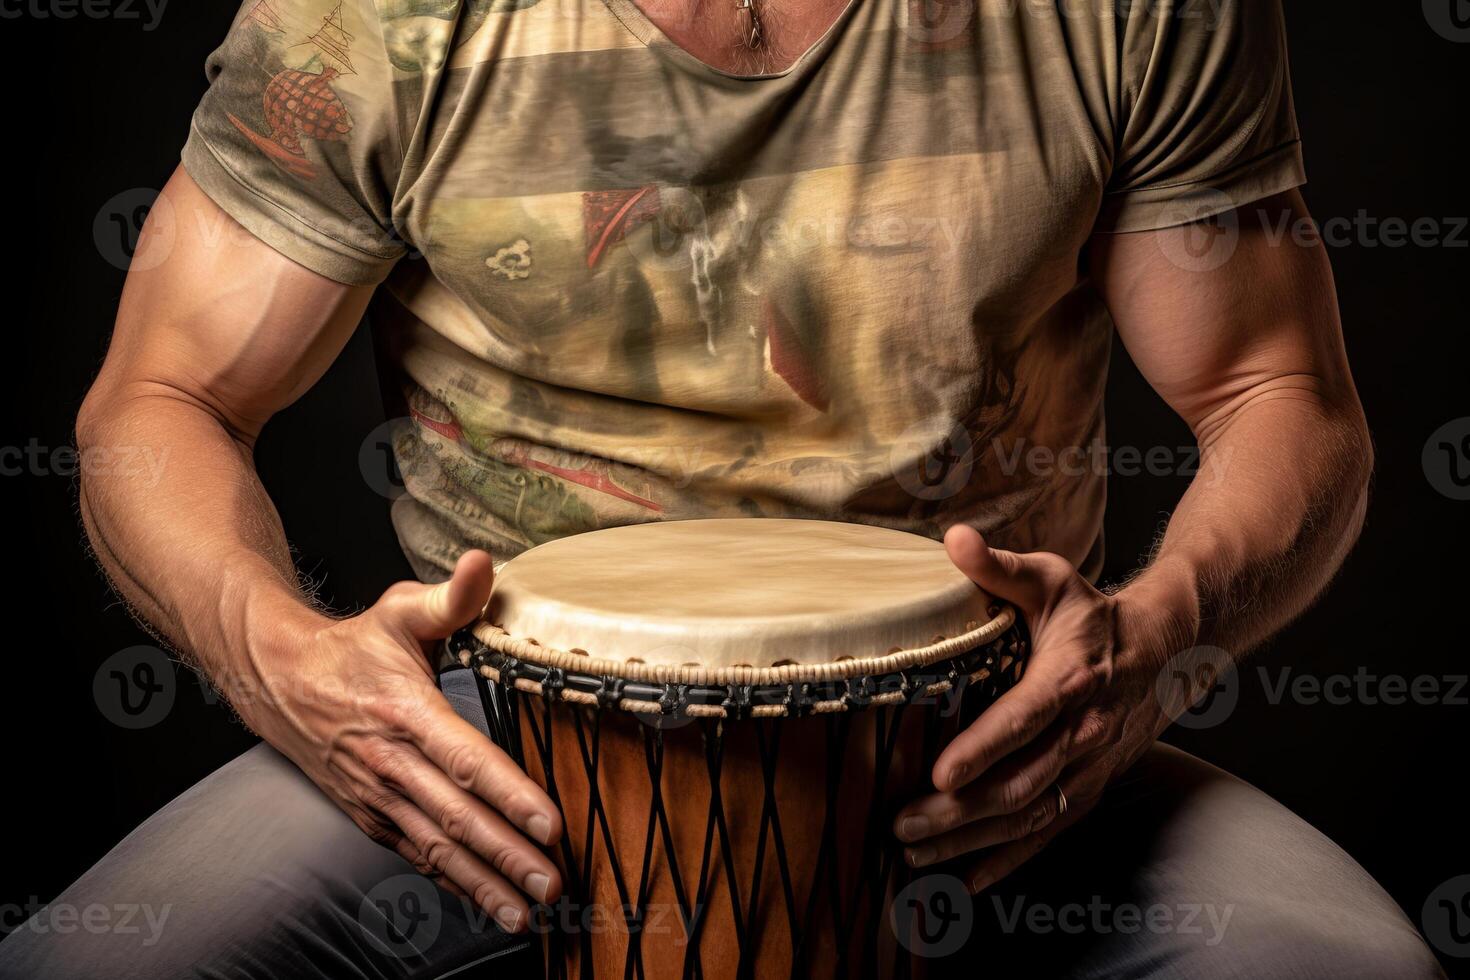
389, 549, 497, 643
943, 524, 1054, 614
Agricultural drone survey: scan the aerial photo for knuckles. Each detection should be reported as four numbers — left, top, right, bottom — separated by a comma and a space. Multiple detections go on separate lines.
437, 799, 477, 844
1070, 708, 1114, 754
441, 740, 488, 791
420, 835, 460, 875
993, 778, 1032, 815
471, 880, 509, 917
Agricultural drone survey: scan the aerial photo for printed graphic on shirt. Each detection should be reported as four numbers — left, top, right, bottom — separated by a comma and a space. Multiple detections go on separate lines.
226, 1, 356, 179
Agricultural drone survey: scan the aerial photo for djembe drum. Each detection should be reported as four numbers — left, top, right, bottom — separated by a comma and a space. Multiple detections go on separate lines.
449, 519, 1027, 979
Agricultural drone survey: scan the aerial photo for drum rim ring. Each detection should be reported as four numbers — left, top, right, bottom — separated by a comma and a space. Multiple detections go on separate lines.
464, 603, 1014, 686
448, 617, 1027, 720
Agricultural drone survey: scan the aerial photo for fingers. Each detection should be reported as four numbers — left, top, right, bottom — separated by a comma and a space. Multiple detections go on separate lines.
413, 696, 564, 849
930, 654, 1075, 791
902, 781, 1066, 868
374, 738, 563, 906
389, 837, 470, 900
386, 550, 497, 643
898, 719, 1073, 842
963, 768, 1097, 894
943, 525, 1071, 616
372, 790, 534, 933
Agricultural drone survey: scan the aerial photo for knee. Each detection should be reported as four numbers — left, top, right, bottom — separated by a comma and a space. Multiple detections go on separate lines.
1204, 909, 1446, 980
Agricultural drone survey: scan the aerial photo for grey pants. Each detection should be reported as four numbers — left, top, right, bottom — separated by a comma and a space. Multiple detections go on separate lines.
0, 670, 1446, 979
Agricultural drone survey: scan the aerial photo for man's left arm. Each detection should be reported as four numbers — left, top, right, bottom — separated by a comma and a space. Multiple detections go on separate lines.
894, 189, 1373, 891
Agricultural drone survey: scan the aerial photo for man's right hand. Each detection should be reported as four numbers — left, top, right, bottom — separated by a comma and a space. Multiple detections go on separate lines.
77, 172, 564, 933
226, 550, 563, 934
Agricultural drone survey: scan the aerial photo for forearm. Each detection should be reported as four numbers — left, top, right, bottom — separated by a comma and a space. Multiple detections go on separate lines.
77, 384, 327, 686
1122, 386, 1372, 659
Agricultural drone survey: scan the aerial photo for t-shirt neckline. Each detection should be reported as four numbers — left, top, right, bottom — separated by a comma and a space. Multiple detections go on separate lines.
599, 0, 866, 82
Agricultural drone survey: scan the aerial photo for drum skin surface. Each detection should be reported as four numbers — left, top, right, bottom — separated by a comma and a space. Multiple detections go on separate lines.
486, 518, 998, 672
463, 519, 1026, 979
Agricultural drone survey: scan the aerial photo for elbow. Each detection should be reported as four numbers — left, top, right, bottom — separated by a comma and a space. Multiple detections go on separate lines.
1336, 405, 1375, 549
75, 383, 112, 457
1343, 402, 1375, 503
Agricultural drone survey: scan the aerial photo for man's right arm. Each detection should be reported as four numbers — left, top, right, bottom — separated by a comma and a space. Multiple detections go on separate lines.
77, 168, 561, 933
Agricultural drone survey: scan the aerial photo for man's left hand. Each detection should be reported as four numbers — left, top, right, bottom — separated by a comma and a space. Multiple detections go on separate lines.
893, 524, 1196, 893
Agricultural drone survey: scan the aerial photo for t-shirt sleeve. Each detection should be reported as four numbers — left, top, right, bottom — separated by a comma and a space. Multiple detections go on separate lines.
181, 0, 412, 284
1094, 0, 1306, 234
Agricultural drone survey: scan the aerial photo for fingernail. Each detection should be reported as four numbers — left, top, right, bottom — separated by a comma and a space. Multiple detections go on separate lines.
907, 846, 937, 868
968, 873, 992, 895
495, 906, 522, 933
900, 816, 931, 841
948, 763, 970, 789
528, 814, 552, 845
525, 872, 552, 903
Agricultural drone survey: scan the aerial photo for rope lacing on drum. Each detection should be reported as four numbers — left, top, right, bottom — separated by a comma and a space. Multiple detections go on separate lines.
448, 620, 1033, 978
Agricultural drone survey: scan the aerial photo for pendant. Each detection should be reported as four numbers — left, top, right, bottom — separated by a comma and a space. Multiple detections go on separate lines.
735, 0, 763, 48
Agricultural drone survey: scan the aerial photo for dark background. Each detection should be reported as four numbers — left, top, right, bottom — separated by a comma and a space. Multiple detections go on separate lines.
1, 0, 1466, 975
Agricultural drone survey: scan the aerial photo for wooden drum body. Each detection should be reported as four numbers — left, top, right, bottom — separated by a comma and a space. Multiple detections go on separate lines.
451, 519, 1027, 980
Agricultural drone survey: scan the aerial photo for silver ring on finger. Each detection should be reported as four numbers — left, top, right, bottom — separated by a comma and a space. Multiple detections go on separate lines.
1053, 782, 1068, 817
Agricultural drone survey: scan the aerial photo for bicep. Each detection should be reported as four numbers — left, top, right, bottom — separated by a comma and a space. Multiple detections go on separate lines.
1090, 190, 1359, 443
89, 166, 375, 441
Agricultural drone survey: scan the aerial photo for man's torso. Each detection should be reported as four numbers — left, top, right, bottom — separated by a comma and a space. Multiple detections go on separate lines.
365, 0, 1119, 579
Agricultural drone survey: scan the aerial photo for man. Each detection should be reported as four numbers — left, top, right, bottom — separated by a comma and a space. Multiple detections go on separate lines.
0, 0, 1447, 975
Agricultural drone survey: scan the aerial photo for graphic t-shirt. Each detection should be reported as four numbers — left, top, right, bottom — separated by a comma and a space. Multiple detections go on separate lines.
183, 0, 1305, 582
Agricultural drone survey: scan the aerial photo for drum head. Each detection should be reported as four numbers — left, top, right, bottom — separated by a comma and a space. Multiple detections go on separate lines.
477, 519, 1010, 685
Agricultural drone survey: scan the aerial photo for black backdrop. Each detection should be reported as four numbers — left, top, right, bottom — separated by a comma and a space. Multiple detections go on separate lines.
1, 1, 1466, 975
